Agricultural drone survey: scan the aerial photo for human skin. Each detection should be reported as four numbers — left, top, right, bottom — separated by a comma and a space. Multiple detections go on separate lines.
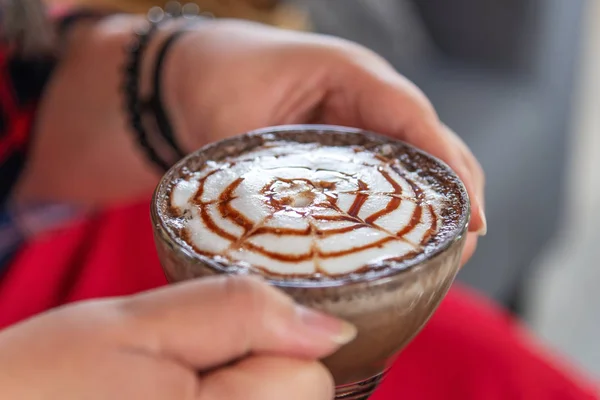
0, 276, 357, 399
15, 16, 485, 263
3, 15, 487, 399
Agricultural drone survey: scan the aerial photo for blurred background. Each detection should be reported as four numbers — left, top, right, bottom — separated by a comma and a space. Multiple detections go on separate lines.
51, 0, 600, 378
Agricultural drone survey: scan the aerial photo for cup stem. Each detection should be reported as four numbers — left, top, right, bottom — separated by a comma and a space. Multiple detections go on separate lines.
334, 372, 385, 399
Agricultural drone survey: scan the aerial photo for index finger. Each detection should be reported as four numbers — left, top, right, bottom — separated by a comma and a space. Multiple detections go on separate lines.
323, 63, 487, 235
114, 276, 357, 370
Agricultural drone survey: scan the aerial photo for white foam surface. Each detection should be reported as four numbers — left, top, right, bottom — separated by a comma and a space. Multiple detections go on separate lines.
171, 142, 445, 276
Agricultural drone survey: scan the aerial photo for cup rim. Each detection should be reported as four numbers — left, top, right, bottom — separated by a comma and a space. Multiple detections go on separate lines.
151, 124, 471, 289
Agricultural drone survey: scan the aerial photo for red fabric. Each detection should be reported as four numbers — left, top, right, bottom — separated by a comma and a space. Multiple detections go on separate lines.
0, 201, 597, 400
0, 49, 36, 161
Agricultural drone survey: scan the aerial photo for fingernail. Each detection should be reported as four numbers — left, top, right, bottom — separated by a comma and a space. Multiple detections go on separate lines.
296, 305, 357, 345
477, 203, 488, 236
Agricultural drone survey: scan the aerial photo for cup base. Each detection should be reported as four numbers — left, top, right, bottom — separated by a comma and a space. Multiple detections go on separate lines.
335, 372, 386, 399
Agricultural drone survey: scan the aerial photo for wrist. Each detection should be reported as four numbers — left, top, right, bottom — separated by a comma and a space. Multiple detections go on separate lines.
124, 14, 217, 166
15, 13, 215, 205
16, 14, 160, 205
144, 19, 222, 153
59, 13, 193, 165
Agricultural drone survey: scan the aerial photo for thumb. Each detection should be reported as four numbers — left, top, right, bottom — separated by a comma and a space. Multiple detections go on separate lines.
115, 276, 357, 370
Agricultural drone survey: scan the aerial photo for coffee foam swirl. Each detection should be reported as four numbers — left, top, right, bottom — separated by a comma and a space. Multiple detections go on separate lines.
170, 142, 448, 277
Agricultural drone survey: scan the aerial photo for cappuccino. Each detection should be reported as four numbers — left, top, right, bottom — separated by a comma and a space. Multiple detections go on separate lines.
153, 126, 469, 398
168, 141, 453, 279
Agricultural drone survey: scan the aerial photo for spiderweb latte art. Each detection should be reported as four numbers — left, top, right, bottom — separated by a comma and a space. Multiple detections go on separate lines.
170, 142, 450, 278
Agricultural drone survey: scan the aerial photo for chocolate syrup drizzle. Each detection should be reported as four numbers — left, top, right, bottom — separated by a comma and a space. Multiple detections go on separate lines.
174, 146, 442, 277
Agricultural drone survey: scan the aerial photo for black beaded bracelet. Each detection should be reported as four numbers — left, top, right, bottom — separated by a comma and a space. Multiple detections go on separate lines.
123, 2, 205, 172
144, 29, 188, 161
124, 21, 171, 171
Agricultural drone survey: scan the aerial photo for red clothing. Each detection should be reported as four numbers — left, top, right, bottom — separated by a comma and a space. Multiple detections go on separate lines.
0, 201, 597, 400
0, 45, 53, 201
0, 13, 597, 399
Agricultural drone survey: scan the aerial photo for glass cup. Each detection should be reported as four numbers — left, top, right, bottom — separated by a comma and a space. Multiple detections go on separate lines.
151, 125, 470, 399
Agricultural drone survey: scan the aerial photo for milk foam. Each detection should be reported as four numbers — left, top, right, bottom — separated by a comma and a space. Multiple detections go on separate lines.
170, 142, 447, 277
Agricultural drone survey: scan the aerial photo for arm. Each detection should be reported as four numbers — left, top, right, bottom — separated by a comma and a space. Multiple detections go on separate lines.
0, 276, 350, 399
14, 14, 198, 206
13, 13, 487, 249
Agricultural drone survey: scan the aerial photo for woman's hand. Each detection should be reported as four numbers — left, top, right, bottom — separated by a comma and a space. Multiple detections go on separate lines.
0, 276, 354, 400
165, 20, 486, 263
18, 17, 484, 263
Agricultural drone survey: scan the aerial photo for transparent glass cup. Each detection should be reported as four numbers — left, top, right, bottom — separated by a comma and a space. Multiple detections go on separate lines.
151, 125, 470, 399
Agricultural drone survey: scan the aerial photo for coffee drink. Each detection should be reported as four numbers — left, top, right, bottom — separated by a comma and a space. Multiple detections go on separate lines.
169, 141, 456, 279
152, 125, 469, 399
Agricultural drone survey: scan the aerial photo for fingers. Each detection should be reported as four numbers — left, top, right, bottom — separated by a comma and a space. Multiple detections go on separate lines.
325, 65, 487, 236
115, 276, 356, 370
440, 124, 487, 235
411, 122, 486, 236
197, 356, 334, 400
460, 233, 479, 266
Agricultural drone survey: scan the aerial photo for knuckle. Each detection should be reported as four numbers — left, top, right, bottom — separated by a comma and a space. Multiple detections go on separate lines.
222, 276, 281, 320
221, 276, 295, 341
223, 276, 269, 305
